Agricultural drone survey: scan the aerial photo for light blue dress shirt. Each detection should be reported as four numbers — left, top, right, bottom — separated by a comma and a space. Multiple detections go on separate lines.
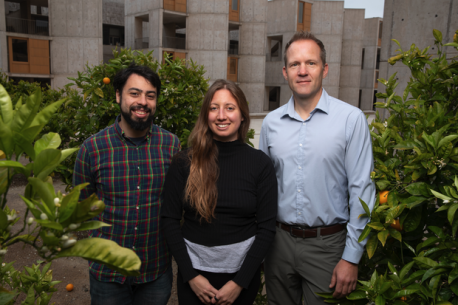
259, 89, 376, 264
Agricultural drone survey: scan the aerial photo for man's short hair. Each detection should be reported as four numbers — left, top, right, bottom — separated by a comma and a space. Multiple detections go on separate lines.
113, 63, 161, 96
284, 31, 327, 68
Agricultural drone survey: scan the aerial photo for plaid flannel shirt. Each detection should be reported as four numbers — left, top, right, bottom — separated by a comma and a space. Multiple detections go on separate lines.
73, 116, 180, 284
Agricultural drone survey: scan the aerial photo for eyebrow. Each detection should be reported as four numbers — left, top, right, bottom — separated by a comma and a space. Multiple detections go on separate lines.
128, 87, 157, 95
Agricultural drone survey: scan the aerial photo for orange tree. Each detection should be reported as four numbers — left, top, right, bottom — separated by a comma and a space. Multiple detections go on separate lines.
318, 29, 458, 304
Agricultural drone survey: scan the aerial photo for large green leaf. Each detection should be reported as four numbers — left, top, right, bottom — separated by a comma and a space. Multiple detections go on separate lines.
0, 118, 13, 157
21, 124, 45, 142
0, 289, 16, 305
414, 257, 438, 269
0, 84, 13, 125
29, 98, 66, 128
449, 265, 458, 284
59, 147, 80, 164
12, 131, 36, 160
28, 177, 56, 218
448, 203, 458, 225
405, 182, 430, 197
10, 88, 41, 133
0, 160, 26, 170
438, 135, 458, 149
33, 148, 61, 180
76, 221, 111, 231
431, 189, 453, 201
54, 238, 141, 276
366, 234, 378, 259
59, 185, 81, 223
0, 167, 7, 195
34, 132, 61, 157
377, 230, 390, 247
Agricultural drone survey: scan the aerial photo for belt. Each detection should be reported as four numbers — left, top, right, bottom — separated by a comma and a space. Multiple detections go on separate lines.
276, 221, 346, 239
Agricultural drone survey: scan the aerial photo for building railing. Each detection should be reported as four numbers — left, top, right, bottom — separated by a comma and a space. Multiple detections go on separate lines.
228, 42, 238, 55
163, 35, 185, 50
134, 37, 149, 49
6, 16, 49, 36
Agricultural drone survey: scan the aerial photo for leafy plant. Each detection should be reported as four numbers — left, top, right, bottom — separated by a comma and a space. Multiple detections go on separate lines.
0, 85, 141, 304
317, 29, 458, 304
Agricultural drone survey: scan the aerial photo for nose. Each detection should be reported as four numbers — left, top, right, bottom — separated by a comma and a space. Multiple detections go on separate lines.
137, 94, 147, 105
216, 107, 226, 120
298, 63, 309, 76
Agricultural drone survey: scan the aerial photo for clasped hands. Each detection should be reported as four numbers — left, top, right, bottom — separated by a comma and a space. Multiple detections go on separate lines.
189, 275, 243, 305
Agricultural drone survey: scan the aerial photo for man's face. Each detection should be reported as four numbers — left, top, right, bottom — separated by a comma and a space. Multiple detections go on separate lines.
116, 74, 157, 132
283, 39, 328, 103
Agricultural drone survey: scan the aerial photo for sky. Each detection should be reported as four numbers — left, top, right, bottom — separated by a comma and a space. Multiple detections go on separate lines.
344, 0, 385, 18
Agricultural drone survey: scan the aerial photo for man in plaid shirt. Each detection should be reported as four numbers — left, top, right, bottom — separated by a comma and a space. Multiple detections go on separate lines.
73, 64, 180, 305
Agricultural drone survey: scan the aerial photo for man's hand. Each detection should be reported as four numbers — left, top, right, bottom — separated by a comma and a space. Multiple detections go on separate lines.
212, 280, 243, 305
189, 275, 219, 305
329, 259, 358, 298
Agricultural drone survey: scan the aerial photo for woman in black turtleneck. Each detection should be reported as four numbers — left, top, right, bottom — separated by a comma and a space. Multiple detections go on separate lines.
161, 79, 277, 305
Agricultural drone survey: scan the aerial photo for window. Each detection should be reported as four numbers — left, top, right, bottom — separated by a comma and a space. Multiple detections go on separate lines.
232, 0, 238, 10
103, 24, 125, 46
12, 39, 28, 62
268, 87, 281, 110
361, 48, 365, 69
229, 0, 240, 22
297, 1, 311, 31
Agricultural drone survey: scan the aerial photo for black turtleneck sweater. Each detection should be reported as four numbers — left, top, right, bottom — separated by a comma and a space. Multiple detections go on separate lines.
161, 140, 277, 289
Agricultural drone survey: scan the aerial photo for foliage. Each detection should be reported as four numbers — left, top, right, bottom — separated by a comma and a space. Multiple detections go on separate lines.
318, 29, 458, 304
0, 85, 141, 304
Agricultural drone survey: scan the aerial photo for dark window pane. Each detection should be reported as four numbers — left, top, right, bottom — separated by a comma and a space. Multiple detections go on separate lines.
299, 2, 304, 23
232, 0, 238, 11
12, 39, 28, 62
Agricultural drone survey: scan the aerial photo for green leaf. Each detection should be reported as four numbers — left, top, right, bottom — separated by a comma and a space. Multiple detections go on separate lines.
404, 242, 416, 255
431, 189, 453, 201
421, 268, 448, 283
34, 132, 61, 157
33, 148, 61, 180
0, 119, 13, 157
433, 29, 443, 43
76, 221, 111, 231
59, 185, 82, 223
448, 265, 458, 284
388, 227, 402, 242
346, 290, 366, 300
378, 230, 390, 246
0, 84, 13, 125
405, 182, 430, 197
0, 289, 16, 305
448, 203, 458, 225
375, 295, 385, 305
438, 135, 458, 149
428, 226, 446, 239
29, 98, 66, 128
400, 261, 415, 280
12, 131, 36, 160
28, 177, 55, 218
35, 219, 63, 231
0, 208, 8, 230
358, 225, 372, 242
414, 257, 438, 268
367, 222, 385, 230
0, 160, 26, 170
359, 198, 370, 216
10, 88, 41, 132
54, 238, 141, 276
94, 88, 104, 98
366, 234, 378, 259
59, 147, 79, 164
430, 274, 441, 299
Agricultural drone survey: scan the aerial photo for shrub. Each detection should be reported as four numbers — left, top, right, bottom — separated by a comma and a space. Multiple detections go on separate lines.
318, 29, 458, 304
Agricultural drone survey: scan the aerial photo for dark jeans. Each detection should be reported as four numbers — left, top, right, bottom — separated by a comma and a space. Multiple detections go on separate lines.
89, 267, 173, 305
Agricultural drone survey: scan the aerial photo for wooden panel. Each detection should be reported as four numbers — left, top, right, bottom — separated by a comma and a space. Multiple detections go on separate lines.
29, 39, 50, 75
304, 3, 312, 31
227, 57, 237, 82
174, 52, 186, 60
164, 0, 175, 11
176, 0, 186, 12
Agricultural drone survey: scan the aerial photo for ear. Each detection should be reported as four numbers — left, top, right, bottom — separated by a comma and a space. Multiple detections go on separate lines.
322, 63, 329, 79
282, 66, 288, 81
115, 90, 121, 104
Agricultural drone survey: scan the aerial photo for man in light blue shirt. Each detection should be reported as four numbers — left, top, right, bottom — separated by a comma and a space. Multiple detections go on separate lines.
260, 31, 375, 304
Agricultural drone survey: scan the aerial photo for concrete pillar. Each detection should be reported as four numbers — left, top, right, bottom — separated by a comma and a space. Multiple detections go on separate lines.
338, 9, 364, 107
49, 0, 103, 89
311, 1, 345, 99
186, 0, 229, 83
238, 0, 267, 113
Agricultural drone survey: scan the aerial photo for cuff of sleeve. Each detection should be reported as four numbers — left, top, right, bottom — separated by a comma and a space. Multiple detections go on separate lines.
341, 245, 364, 265
180, 266, 200, 284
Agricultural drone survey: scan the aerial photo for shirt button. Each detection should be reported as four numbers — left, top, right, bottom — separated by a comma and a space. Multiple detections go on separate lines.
298, 189, 301, 193
298, 166, 302, 169
135, 227, 138, 230
138, 166, 140, 170
133, 246, 136, 250
298, 212, 301, 215
299, 144, 302, 147
137, 186, 140, 189
303, 123, 306, 125
136, 206, 139, 210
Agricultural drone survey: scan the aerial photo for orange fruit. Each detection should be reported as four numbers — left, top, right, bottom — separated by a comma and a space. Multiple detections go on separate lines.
103, 77, 110, 85
379, 191, 389, 204
66, 283, 74, 292
390, 219, 403, 231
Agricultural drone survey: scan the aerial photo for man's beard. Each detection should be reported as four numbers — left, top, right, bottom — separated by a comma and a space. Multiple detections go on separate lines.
119, 97, 155, 131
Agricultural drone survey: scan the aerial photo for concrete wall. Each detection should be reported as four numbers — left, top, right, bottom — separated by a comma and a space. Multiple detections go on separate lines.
186, 0, 229, 82
238, 0, 267, 113
311, 1, 344, 98
338, 9, 364, 106
378, 0, 458, 117
49, 0, 103, 89
266, 0, 297, 35
103, 0, 125, 26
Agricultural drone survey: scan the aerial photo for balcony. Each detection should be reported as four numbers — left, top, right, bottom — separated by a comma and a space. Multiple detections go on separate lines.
135, 37, 149, 49
6, 17, 49, 36
163, 35, 185, 50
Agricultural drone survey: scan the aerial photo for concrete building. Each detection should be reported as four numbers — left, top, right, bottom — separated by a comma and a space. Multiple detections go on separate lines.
0, 0, 103, 90
378, 0, 458, 118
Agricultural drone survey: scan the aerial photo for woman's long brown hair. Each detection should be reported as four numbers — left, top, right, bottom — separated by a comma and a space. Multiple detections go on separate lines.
185, 79, 251, 223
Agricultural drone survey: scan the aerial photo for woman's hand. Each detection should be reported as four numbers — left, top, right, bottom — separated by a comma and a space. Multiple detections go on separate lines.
213, 280, 243, 305
189, 275, 219, 305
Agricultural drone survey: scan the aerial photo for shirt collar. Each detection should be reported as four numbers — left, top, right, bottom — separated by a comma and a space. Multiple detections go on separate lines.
281, 88, 330, 120
114, 115, 153, 140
